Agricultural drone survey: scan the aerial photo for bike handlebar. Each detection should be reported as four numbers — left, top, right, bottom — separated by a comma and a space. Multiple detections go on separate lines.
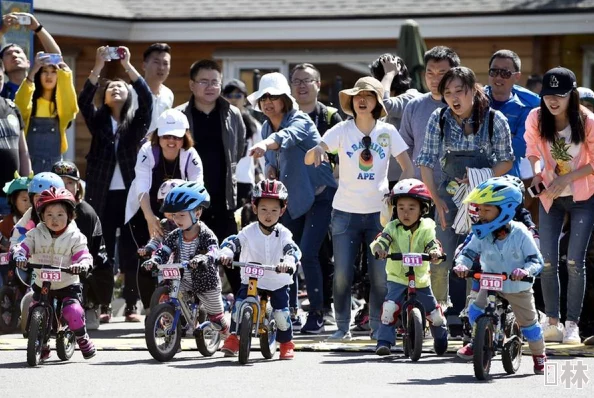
27, 263, 77, 275
148, 262, 190, 271
463, 270, 534, 284
374, 252, 448, 262
229, 261, 294, 275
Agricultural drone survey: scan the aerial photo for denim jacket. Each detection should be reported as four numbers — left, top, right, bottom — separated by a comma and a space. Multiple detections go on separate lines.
456, 221, 543, 294
262, 109, 337, 219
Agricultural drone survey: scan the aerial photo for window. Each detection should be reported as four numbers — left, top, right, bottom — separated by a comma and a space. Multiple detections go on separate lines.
582, 47, 594, 89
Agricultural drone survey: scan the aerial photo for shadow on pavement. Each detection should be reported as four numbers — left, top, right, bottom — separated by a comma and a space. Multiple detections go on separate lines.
170, 357, 274, 369
392, 372, 534, 385
0, 359, 77, 369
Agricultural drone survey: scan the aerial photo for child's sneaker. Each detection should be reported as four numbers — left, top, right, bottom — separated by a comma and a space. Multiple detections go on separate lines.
563, 321, 581, 344
301, 311, 324, 334
543, 321, 564, 342
457, 343, 473, 360
533, 354, 547, 374
77, 334, 96, 359
375, 340, 391, 356
208, 313, 230, 338
221, 334, 239, 357
279, 341, 295, 360
41, 344, 51, 361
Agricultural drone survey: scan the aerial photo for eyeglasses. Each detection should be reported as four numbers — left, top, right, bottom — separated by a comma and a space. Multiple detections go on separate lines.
361, 136, 372, 162
290, 78, 318, 86
259, 94, 282, 102
488, 68, 519, 80
224, 93, 244, 99
193, 80, 222, 88
161, 135, 183, 141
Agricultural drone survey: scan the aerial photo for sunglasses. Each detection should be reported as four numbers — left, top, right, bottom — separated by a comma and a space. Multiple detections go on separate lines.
224, 93, 244, 99
161, 135, 183, 141
361, 136, 372, 162
259, 94, 282, 102
488, 68, 518, 79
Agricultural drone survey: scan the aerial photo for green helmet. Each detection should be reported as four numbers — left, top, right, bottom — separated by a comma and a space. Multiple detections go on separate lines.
2, 172, 32, 196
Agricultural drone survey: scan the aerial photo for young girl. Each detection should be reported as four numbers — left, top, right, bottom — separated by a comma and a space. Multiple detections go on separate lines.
142, 182, 227, 333
12, 187, 95, 361
453, 178, 546, 374
218, 179, 301, 360
370, 179, 447, 355
14, 53, 78, 173
525, 67, 594, 344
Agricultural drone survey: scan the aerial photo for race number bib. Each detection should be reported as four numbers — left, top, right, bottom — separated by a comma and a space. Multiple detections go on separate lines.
0, 253, 9, 265
161, 267, 181, 280
40, 269, 62, 282
480, 274, 504, 291
402, 254, 423, 267
244, 265, 265, 278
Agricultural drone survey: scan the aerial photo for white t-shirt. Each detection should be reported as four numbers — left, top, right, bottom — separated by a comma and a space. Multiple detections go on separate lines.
236, 121, 264, 184
323, 119, 408, 213
550, 125, 581, 197
147, 85, 174, 133
109, 117, 126, 190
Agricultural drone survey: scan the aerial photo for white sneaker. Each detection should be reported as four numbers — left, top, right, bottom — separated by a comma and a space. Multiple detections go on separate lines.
85, 308, 100, 331
543, 322, 564, 342
325, 330, 352, 342
562, 321, 581, 344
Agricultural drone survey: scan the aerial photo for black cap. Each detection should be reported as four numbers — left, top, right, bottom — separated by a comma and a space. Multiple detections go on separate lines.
223, 79, 247, 95
540, 67, 577, 97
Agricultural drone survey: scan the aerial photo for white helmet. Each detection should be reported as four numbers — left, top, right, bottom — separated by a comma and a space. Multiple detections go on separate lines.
158, 179, 186, 201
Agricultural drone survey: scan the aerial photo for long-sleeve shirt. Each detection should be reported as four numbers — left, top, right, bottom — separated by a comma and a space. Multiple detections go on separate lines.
14, 69, 78, 154
455, 221, 543, 294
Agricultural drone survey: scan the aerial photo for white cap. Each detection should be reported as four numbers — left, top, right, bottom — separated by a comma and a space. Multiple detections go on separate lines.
578, 87, 594, 101
157, 109, 189, 137
247, 72, 299, 112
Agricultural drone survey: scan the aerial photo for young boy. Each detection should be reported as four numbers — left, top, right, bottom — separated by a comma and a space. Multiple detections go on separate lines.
218, 179, 301, 360
370, 178, 448, 355
453, 177, 546, 374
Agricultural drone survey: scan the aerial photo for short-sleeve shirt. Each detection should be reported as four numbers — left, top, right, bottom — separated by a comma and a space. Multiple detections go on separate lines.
322, 119, 408, 213
0, 98, 24, 198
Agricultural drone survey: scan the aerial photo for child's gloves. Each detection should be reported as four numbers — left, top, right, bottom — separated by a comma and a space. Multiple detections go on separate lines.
142, 259, 158, 271
14, 256, 28, 269
70, 262, 90, 274
511, 268, 529, 281
452, 263, 469, 278
190, 254, 209, 271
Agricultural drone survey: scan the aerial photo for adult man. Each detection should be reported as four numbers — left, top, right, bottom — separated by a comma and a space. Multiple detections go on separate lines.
177, 59, 246, 294
0, 12, 61, 99
142, 43, 174, 132
400, 46, 460, 312
290, 63, 341, 330
0, 59, 31, 215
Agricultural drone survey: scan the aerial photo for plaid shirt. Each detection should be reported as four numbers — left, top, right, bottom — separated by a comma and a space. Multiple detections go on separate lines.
415, 107, 514, 170
79, 78, 153, 219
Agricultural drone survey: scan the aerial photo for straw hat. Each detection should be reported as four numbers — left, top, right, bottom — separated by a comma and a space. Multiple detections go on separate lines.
339, 76, 386, 118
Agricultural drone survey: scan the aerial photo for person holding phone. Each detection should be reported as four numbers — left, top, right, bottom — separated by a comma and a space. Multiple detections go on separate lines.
14, 53, 77, 173
525, 67, 594, 344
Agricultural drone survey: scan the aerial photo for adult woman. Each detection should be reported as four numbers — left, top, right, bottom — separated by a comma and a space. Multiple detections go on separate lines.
14, 53, 78, 173
248, 73, 337, 334
416, 66, 513, 310
525, 67, 594, 344
78, 46, 152, 321
124, 108, 203, 311
305, 76, 414, 340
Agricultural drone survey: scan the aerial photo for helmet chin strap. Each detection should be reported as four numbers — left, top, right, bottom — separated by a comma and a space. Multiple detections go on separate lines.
184, 211, 199, 231
258, 220, 279, 236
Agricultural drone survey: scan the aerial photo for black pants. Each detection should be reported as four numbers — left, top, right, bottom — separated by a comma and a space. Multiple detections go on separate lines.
236, 182, 253, 208
201, 206, 241, 295
319, 232, 334, 310
82, 264, 114, 308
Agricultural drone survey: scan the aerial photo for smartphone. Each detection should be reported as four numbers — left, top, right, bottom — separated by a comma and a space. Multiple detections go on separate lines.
105, 47, 124, 60
17, 15, 31, 25
527, 182, 546, 198
44, 53, 62, 65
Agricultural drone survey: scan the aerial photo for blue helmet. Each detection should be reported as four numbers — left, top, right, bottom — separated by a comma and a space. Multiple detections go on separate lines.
28, 172, 65, 194
463, 177, 522, 240
161, 182, 210, 223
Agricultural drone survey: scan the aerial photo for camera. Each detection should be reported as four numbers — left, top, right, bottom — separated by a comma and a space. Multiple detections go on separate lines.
16, 15, 31, 25
44, 53, 62, 65
105, 47, 124, 60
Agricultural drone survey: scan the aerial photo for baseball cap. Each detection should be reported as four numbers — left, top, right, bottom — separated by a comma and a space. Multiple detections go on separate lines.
578, 87, 594, 105
223, 79, 248, 96
157, 109, 189, 137
540, 67, 577, 97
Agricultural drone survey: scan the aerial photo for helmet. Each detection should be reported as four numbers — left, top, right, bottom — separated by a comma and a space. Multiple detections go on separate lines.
252, 179, 288, 207
3, 172, 32, 196
35, 187, 76, 217
28, 172, 64, 194
157, 179, 186, 201
463, 177, 522, 239
493, 175, 525, 194
390, 178, 433, 216
51, 161, 80, 181
578, 87, 594, 106
161, 182, 210, 214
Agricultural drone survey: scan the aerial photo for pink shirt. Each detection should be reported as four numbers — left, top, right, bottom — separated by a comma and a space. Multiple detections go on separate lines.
525, 107, 594, 212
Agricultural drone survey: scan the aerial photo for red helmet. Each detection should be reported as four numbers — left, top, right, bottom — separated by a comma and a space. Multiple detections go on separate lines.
252, 179, 288, 207
390, 178, 433, 215
36, 187, 76, 216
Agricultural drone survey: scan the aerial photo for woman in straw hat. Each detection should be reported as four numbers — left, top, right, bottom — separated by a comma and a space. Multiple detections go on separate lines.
305, 76, 413, 341
248, 72, 338, 334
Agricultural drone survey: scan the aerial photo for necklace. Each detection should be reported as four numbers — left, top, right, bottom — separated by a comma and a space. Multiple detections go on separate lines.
163, 153, 180, 181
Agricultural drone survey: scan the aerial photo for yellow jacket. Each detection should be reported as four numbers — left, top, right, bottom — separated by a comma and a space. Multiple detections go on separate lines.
14, 69, 78, 154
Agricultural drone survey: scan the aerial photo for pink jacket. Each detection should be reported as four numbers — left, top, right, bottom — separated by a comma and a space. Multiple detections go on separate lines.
525, 108, 594, 212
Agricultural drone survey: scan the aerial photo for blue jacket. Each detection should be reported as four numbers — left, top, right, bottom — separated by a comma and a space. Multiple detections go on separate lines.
263, 109, 337, 219
455, 221, 543, 294
484, 85, 539, 177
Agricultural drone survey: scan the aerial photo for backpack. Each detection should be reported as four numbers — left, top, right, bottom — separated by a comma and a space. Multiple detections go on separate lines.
151, 146, 190, 176
318, 105, 339, 136
439, 107, 496, 144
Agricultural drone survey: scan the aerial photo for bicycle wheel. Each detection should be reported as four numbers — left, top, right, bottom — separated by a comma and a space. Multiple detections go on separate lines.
148, 285, 170, 310
56, 330, 76, 361
144, 303, 181, 362
26, 307, 47, 367
195, 325, 221, 357
0, 286, 20, 333
260, 311, 277, 360
473, 317, 494, 380
238, 306, 253, 365
20, 290, 34, 337
408, 308, 424, 362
